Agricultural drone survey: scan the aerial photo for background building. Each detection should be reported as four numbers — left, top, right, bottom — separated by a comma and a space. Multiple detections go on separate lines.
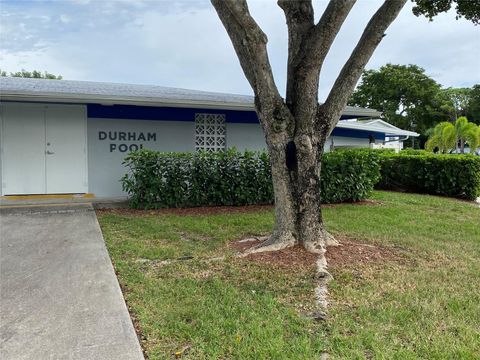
0, 77, 418, 197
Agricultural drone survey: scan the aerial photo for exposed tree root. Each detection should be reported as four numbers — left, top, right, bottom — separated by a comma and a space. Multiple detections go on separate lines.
237, 229, 336, 322
237, 235, 269, 243
314, 250, 332, 316
302, 228, 337, 313
302, 228, 340, 252
237, 231, 297, 257
324, 229, 340, 247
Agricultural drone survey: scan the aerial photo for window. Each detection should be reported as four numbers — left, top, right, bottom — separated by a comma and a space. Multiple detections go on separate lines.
195, 113, 226, 151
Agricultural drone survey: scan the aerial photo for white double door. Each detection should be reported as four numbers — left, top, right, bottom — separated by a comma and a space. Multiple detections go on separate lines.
1, 103, 88, 195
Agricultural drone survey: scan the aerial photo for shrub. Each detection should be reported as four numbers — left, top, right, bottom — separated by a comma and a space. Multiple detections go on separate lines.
122, 149, 273, 208
121, 148, 381, 208
377, 153, 480, 200
321, 149, 381, 203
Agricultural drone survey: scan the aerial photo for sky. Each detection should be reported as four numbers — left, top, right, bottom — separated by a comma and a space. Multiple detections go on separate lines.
0, 0, 479, 101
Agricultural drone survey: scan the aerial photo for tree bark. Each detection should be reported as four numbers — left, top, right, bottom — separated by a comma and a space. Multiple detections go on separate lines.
247, 117, 337, 254
262, 132, 298, 251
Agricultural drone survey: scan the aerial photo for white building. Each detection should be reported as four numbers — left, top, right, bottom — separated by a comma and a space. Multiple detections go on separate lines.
0, 77, 418, 198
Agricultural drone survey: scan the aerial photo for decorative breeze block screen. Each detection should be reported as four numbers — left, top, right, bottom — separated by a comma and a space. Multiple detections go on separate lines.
195, 113, 226, 151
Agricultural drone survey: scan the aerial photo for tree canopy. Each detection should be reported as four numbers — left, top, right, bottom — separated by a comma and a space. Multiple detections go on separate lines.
0, 69, 62, 80
349, 64, 479, 140
412, 0, 480, 24
348, 64, 444, 134
436, 87, 472, 121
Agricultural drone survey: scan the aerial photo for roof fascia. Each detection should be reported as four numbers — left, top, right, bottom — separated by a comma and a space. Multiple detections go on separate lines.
0, 93, 256, 111
336, 121, 419, 137
0, 92, 384, 118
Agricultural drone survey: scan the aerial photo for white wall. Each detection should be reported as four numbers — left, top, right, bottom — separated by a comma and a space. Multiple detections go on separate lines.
225, 124, 375, 153
226, 123, 266, 151
89, 121, 268, 197
87, 118, 194, 197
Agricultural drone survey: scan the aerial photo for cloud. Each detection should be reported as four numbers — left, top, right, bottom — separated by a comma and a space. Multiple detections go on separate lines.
59, 14, 71, 24
0, 0, 478, 99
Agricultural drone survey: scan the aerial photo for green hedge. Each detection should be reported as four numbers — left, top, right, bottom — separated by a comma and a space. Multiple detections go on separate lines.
320, 149, 381, 203
121, 148, 381, 209
121, 149, 273, 208
377, 153, 480, 200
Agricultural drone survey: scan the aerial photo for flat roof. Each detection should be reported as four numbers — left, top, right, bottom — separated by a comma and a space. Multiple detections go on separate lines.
0, 77, 382, 117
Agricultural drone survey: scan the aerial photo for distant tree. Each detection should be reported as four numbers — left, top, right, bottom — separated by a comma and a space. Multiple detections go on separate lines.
466, 85, 480, 125
0, 69, 62, 80
413, 0, 480, 24
436, 87, 472, 121
349, 64, 445, 136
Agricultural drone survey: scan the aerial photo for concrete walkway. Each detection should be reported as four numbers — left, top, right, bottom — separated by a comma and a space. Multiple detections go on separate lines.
0, 204, 144, 360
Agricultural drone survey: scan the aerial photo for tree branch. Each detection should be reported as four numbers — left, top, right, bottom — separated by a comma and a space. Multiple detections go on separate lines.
319, 0, 407, 135
279, 0, 356, 134
211, 0, 282, 107
303, 0, 357, 71
278, 0, 314, 102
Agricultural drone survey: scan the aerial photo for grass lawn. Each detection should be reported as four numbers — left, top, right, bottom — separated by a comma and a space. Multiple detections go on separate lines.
97, 191, 480, 359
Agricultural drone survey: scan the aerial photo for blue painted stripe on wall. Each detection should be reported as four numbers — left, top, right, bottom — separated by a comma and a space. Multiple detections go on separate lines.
87, 104, 260, 123
88, 104, 385, 139
331, 127, 385, 141
87, 104, 360, 124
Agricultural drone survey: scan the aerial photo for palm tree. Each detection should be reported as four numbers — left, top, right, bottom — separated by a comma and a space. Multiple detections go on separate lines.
425, 122, 456, 153
465, 123, 480, 154
454, 116, 470, 153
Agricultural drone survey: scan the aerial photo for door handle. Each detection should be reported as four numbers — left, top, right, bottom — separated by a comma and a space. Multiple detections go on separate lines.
46, 150, 55, 155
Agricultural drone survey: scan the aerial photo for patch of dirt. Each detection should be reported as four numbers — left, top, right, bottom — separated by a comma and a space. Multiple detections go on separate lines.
96, 204, 274, 217
230, 236, 401, 270
231, 240, 318, 271
326, 239, 401, 268
230, 239, 262, 252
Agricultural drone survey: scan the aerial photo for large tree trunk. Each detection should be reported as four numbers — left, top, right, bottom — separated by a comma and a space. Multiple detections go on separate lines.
250, 120, 337, 255
293, 133, 337, 251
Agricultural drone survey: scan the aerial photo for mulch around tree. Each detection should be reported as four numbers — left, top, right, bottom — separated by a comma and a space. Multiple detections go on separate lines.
231, 240, 319, 271
230, 237, 401, 271
326, 239, 401, 268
